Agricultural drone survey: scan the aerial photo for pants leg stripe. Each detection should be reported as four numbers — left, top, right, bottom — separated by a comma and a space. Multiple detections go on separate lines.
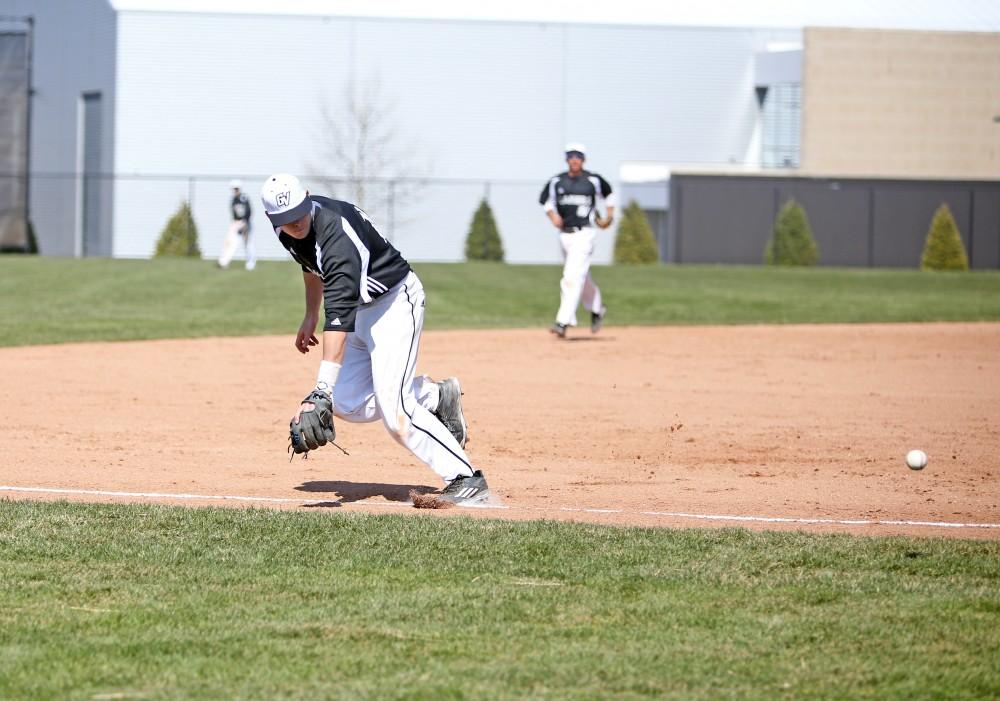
398, 282, 473, 473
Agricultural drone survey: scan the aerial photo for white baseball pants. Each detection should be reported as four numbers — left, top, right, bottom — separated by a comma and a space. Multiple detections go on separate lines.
218, 220, 256, 270
331, 271, 475, 484
556, 226, 603, 327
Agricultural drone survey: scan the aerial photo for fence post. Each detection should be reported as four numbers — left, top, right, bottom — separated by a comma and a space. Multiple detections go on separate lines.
867, 186, 875, 268
24, 16, 34, 253
188, 176, 195, 255
967, 188, 975, 267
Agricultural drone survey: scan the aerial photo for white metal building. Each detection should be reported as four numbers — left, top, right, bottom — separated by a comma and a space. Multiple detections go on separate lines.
4, 1, 999, 263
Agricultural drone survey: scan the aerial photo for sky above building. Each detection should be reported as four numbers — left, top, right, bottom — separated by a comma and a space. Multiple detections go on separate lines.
110, 0, 1000, 32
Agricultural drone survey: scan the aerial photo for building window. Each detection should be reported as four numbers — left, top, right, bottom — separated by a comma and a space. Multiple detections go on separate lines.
760, 82, 801, 169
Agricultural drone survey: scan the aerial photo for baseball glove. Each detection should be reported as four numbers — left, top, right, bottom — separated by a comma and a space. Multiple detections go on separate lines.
289, 390, 335, 455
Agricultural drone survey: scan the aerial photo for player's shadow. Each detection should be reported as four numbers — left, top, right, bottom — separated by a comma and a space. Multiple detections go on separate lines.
565, 335, 614, 343
295, 480, 436, 507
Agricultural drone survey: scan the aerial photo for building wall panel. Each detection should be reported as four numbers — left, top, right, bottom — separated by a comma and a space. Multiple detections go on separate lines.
111, 12, 795, 261
972, 189, 1000, 268
802, 27, 1000, 179
3, 0, 116, 256
775, 182, 870, 266
670, 173, 999, 268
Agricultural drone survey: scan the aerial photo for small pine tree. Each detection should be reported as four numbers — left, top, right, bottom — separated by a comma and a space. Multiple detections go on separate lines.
764, 199, 818, 266
154, 201, 201, 257
464, 199, 504, 262
613, 200, 659, 264
920, 203, 968, 271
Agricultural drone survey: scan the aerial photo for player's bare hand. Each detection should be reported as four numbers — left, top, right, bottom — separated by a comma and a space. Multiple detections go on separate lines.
551, 214, 564, 229
595, 215, 613, 229
295, 318, 319, 353
296, 333, 319, 353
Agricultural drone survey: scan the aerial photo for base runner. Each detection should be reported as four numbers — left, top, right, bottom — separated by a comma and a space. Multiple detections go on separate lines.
261, 173, 490, 505
539, 142, 616, 338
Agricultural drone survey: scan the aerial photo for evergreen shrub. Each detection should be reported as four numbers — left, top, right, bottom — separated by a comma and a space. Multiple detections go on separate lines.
154, 202, 201, 257
920, 203, 968, 271
764, 199, 818, 266
613, 200, 659, 264
464, 199, 505, 262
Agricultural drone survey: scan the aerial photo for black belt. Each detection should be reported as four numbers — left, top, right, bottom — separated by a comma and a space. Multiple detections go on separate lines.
561, 226, 586, 233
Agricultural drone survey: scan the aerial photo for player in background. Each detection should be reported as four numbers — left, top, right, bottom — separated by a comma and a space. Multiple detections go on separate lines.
260, 173, 490, 506
217, 180, 257, 270
538, 143, 616, 338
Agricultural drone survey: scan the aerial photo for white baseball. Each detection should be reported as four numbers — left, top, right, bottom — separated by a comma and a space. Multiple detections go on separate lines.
906, 449, 928, 470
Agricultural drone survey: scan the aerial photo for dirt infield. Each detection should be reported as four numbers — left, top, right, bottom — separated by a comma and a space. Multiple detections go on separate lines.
1, 323, 998, 539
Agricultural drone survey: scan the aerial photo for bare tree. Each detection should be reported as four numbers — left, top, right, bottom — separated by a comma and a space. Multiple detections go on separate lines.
309, 77, 428, 237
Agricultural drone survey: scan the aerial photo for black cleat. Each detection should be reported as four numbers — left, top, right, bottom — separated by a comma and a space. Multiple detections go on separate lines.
590, 306, 607, 334
550, 322, 567, 338
435, 377, 468, 449
439, 469, 490, 505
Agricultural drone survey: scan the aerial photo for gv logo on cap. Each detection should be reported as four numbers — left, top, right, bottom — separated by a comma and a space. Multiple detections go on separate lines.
276, 191, 290, 207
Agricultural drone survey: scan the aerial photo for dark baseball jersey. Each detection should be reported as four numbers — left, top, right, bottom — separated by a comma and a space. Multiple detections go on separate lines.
539, 170, 613, 231
275, 196, 411, 333
231, 193, 252, 222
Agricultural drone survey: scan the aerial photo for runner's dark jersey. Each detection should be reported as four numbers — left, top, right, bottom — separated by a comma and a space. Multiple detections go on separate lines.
539, 170, 613, 231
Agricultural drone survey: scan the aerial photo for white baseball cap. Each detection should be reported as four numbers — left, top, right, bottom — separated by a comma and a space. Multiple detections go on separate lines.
565, 142, 587, 158
261, 173, 311, 227
229, 179, 242, 189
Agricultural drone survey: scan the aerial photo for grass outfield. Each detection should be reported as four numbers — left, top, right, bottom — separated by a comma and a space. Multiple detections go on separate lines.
1, 257, 999, 346
3, 258, 998, 699
1, 502, 998, 700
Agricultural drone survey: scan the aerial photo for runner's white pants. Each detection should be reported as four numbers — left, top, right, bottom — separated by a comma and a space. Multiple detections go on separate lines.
556, 227, 603, 326
331, 271, 475, 484
218, 220, 256, 270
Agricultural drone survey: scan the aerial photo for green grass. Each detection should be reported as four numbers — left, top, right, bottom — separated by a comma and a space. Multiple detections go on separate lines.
1, 501, 997, 700
1, 257, 999, 346
3, 257, 998, 698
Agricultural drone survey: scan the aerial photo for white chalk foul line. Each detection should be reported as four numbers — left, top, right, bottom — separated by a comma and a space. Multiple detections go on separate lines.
0, 485, 406, 508
585, 508, 1000, 529
1, 485, 998, 529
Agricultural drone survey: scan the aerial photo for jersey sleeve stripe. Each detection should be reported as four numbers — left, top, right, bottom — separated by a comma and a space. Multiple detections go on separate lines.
589, 175, 604, 207
341, 217, 373, 304
543, 177, 558, 212
313, 241, 324, 275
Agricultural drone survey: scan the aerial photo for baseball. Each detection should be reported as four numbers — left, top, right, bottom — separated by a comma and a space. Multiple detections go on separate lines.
906, 449, 928, 470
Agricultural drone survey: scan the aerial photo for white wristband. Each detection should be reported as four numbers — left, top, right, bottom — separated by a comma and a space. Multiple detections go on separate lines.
315, 360, 341, 397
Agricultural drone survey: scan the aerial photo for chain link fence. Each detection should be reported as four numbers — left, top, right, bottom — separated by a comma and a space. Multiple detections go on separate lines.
6, 171, 602, 265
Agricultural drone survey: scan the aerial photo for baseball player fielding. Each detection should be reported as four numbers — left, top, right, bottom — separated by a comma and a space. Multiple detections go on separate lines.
261, 173, 491, 507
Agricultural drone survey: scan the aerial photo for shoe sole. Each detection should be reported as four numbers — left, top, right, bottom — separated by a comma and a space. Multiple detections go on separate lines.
443, 377, 468, 449
455, 489, 495, 507
440, 487, 491, 507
